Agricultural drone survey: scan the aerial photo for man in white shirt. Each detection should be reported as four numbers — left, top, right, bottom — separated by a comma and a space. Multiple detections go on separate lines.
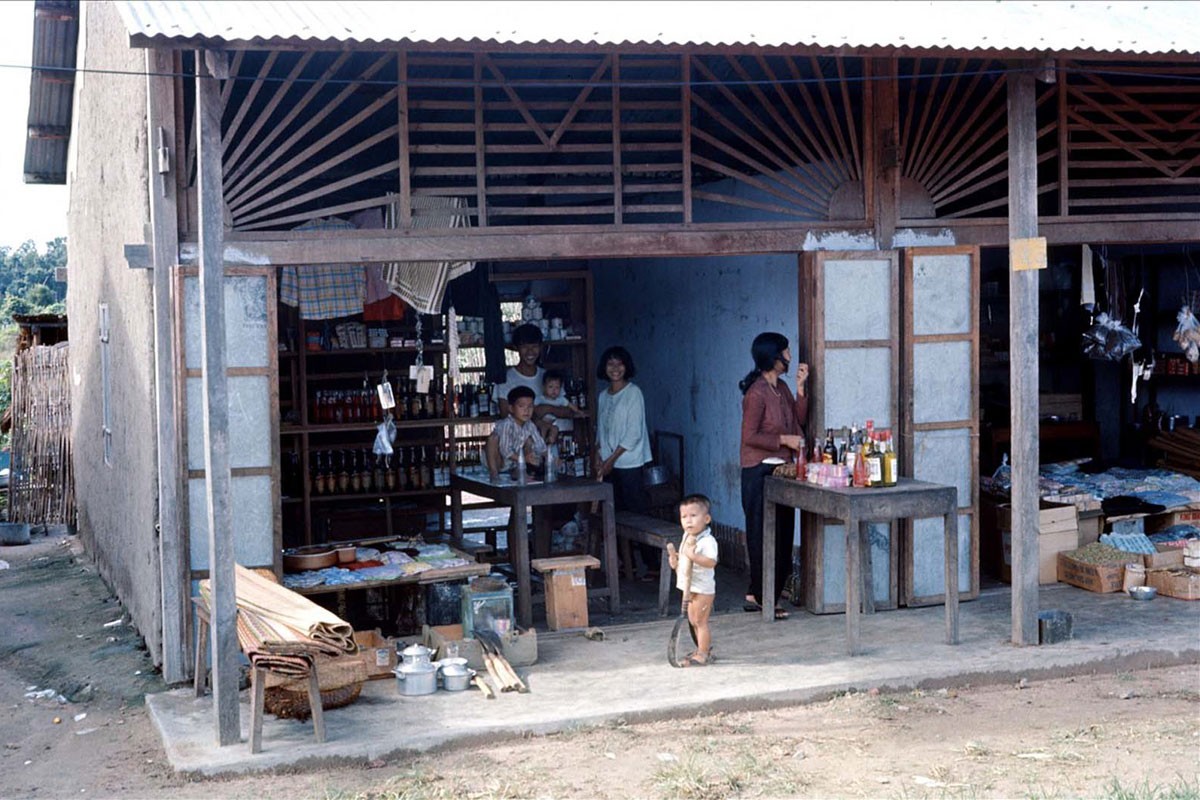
496, 323, 545, 418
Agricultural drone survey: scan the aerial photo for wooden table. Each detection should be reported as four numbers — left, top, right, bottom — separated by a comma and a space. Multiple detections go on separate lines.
450, 472, 620, 628
762, 476, 960, 655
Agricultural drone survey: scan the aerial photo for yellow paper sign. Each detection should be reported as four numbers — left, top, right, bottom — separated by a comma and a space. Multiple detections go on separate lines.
1010, 237, 1047, 272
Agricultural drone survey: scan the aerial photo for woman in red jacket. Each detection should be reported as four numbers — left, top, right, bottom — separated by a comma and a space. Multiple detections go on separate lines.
739, 332, 809, 619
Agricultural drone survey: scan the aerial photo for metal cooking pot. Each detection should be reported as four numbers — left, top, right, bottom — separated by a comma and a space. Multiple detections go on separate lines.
439, 663, 476, 692
399, 643, 433, 667
643, 464, 670, 488
394, 661, 437, 696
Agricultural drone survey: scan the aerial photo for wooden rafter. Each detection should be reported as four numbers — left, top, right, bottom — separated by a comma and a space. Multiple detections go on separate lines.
223, 52, 315, 176
221, 51, 277, 152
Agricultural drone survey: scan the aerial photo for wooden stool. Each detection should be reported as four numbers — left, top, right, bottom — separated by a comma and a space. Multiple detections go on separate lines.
531, 555, 601, 630
191, 597, 325, 753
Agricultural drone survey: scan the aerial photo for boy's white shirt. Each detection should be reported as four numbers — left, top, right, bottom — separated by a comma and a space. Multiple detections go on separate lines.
676, 526, 719, 595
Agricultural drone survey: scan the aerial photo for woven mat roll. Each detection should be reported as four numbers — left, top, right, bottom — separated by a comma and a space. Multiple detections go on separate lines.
199, 564, 356, 657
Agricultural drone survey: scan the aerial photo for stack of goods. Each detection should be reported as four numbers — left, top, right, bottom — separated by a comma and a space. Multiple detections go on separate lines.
200, 564, 364, 719
998, 501, 1079, 584
281, 541, 472, 590
1057, 542, 1142, 593
1149, 428, 1200, 480
982, 461, 1200, 512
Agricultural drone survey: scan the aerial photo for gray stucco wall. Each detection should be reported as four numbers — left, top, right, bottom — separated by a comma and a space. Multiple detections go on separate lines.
66, 2, 161, 662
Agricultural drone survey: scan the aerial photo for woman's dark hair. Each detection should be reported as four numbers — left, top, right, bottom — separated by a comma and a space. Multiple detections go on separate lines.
596, 346, 637, 381
738, 332, 789, 395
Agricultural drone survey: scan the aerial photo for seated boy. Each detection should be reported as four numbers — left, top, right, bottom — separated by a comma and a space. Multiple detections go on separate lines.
667, 494, 719, 667
534, 369, 582, 445
486, 386, 548, 479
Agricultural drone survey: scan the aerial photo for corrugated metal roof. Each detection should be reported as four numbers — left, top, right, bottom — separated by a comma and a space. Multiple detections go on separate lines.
24, 0, 78, 185
113, 0, 1200, 56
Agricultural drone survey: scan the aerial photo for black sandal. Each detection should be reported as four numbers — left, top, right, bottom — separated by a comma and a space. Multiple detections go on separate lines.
742, 598, 763, 613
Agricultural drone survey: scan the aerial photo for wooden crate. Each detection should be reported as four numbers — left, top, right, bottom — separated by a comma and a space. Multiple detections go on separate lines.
996, 500, 1078, 535
1145, 567, 1200, 600
532, 555, 600, 631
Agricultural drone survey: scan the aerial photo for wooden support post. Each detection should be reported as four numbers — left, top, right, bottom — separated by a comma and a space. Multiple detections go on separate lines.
146, 47, 188, 686
1007, 67, 1041, 646
870, 57, 899, 249
196, 49, 240, 745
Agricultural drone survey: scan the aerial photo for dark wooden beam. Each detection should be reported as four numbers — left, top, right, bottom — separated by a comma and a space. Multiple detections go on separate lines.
1007, 67, 1041, 647
903, 216, 1200, 247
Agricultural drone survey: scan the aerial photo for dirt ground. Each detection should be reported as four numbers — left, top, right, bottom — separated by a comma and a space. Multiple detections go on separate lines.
1, 534, 1197, 800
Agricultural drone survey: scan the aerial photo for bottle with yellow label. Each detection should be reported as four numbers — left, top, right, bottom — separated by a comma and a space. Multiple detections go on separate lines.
881, 431, 898, 487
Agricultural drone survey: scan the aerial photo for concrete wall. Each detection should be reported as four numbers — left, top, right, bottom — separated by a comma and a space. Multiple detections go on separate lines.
66, 3, 161, 662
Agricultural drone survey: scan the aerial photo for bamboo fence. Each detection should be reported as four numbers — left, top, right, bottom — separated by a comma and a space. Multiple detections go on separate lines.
9, 342, 74, 525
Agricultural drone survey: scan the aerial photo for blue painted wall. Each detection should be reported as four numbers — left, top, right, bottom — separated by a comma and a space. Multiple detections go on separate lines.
591, 251, 802, 529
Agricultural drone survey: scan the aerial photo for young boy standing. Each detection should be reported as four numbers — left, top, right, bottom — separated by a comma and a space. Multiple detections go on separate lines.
485, 386, 547, 480
667, 494, 719, 667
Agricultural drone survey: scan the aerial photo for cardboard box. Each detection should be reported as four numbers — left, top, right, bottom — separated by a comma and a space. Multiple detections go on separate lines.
1145, 506, 1200, 533
1057, 552, 1127, 593
1145, 567, 1200, 600
1142, 544, 1185, 570
1001, 528, 1078, 584
997, 500, 1078, 535
354, 629, 397, 680
532, 555, 600, 631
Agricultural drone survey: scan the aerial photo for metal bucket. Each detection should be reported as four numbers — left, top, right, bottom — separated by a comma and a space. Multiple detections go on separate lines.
0, 523, 31, 546
643, 464, 670, 488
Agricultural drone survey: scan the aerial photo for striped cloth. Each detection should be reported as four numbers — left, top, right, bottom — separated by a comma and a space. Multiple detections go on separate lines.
279, 217, 366, 320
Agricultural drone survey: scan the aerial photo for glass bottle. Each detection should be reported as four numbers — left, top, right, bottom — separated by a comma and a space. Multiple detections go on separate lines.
822, 429, 837, 464
881, 432, 899, 487
865, 433, 883, 488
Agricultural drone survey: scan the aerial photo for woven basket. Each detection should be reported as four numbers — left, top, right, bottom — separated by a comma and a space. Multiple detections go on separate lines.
263, 654, 366, 720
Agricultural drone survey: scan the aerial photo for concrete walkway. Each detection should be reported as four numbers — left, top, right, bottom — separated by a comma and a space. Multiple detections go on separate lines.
147, 584, 1200, 776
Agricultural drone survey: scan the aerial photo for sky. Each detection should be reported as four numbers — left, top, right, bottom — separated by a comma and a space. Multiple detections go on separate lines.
1, 1, 68, 252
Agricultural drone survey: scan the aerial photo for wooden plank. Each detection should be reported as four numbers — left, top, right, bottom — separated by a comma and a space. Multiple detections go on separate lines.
225, 52, 389, 202
1057, 68, 1071, 219
146, 48, 188, 685
756, 55, 841, 192
223, 52, 315, 177
196, 49, 239, 746
473, 53, 488, 227
224, 51, 351, 189
611, 54, 623, 225
220, 51, 276, 152
870, 57, 897, 248
1007, 68, 1040, 647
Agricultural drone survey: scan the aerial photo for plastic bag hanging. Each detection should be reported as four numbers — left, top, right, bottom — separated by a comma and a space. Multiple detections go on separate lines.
373, 415, 396, 456
1082, 312, 1141, 361
1173, 305, 1200, 363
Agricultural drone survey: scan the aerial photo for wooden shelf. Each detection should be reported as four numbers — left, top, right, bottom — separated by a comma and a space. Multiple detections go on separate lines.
283, 488, 449, 504
281, 418, 456, 434
280, 344, 447, 358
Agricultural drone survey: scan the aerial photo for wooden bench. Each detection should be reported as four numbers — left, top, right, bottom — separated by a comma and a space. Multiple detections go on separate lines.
614, 511, 683, 617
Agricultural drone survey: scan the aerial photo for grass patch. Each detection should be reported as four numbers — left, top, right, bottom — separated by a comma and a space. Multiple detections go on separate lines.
651, 741, 805, 799
1103, 776, 1200, 800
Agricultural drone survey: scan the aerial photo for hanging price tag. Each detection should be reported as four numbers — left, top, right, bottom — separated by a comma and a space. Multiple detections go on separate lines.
410, 364, 434, 393
377, 381, 395, 410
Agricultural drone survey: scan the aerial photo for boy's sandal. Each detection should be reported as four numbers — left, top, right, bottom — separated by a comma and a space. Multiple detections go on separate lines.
680, 652, 712, 667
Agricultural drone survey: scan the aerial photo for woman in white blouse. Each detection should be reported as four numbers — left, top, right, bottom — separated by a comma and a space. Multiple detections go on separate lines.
594, 345, 652, 515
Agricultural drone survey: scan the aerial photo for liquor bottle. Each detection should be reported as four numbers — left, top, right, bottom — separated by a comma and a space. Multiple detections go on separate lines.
795, 434, 807, 480
881, 431, 899, 487
373, 453, 385, 494
409, 382, 422, 421
487, 384, 499, 417
516, 444, 528, 484
349, 449, 363, 493
865, 433, 883, 487
822, 429, 837, 464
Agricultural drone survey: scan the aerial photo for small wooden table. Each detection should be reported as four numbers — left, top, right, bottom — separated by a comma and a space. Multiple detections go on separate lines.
450, 472, 620, 628
762, 476, 960, 655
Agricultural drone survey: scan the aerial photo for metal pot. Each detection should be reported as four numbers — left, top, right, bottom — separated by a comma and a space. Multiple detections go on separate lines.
394, 661, 437, 696
399, 643, 433, 667
643, 464, 670, 488
439, 663, 475, 692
